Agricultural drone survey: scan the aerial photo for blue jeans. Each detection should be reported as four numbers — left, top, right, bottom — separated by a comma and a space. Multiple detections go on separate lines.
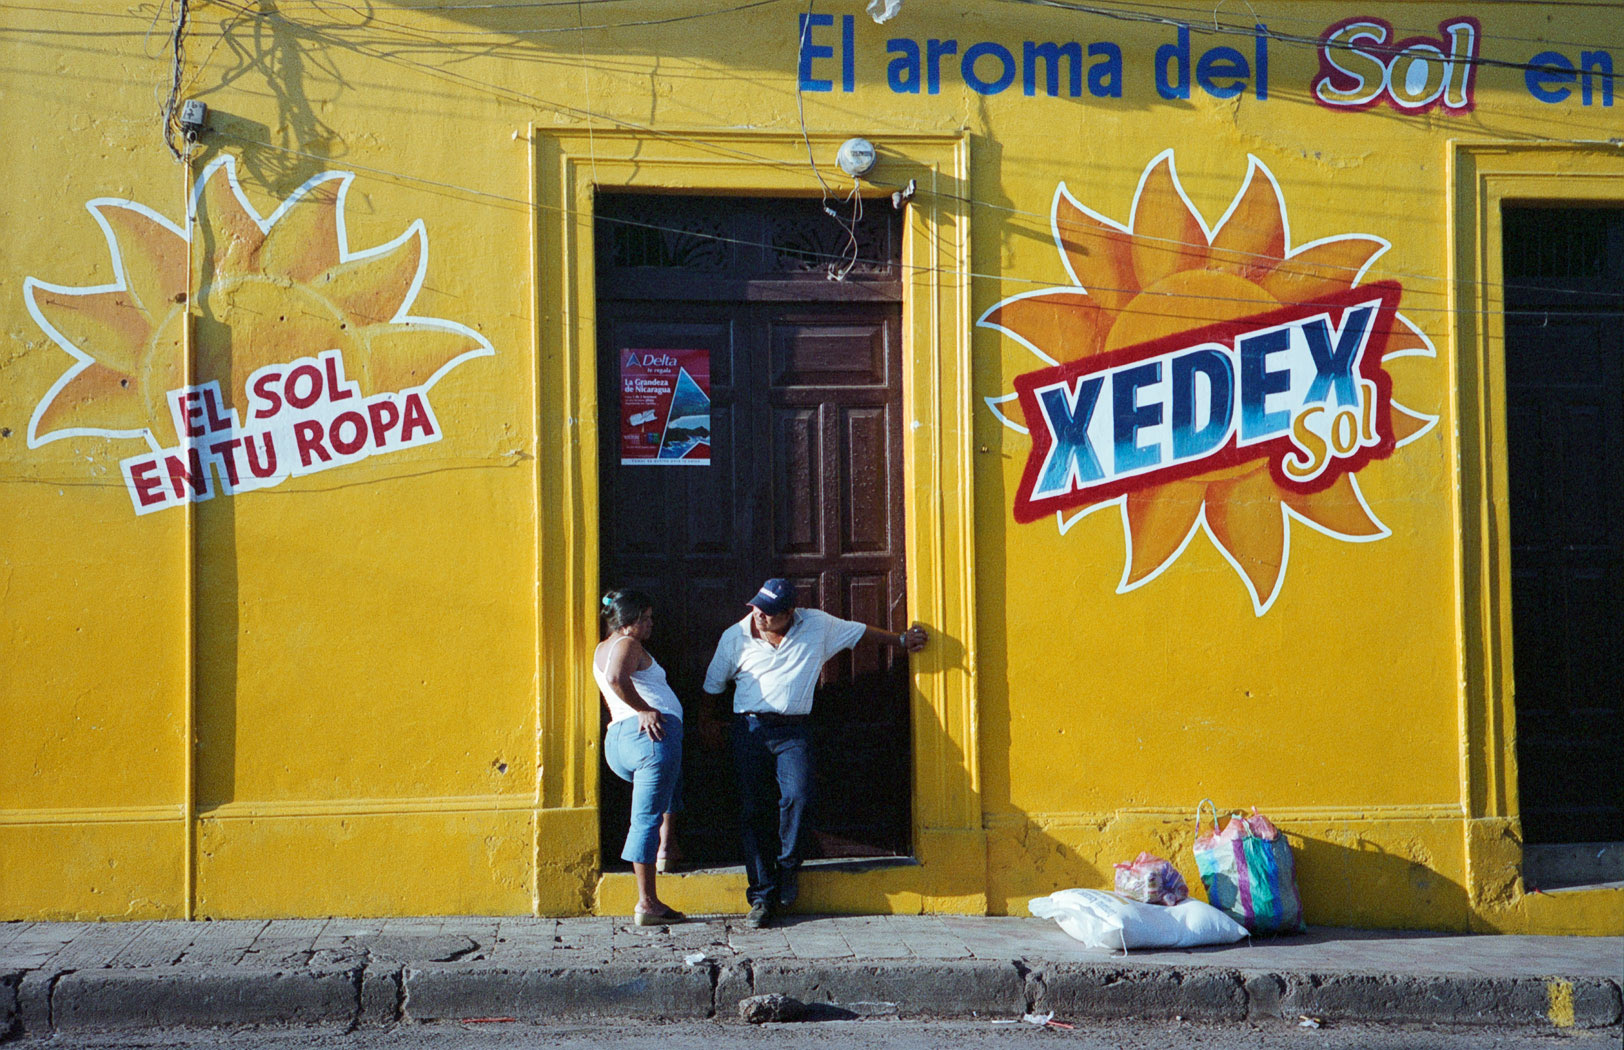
604, 717, 683, 865
732, 714, 811, 907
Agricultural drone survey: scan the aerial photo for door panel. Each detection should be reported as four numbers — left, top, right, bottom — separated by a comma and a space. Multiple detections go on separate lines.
843, 407, 891, 553
596, 196, 909, 866
772, 320, 890, 387
774, 407, 822, 555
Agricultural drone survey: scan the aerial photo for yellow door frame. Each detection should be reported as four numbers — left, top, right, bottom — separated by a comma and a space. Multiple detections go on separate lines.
1450, 141, 1624, 933
528, 128, 983, 916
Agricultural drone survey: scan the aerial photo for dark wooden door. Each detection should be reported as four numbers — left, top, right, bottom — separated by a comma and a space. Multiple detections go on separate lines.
594, 196, 911, 866
1502, 205, 1624, 844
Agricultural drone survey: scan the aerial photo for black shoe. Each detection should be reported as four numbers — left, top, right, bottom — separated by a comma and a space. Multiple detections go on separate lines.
745, 900, 773, 928
777, 868, 798, 909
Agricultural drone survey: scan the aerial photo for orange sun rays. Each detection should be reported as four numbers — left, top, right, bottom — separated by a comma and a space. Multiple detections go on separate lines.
26, 156, 493, 452
980, 151, 1437, 615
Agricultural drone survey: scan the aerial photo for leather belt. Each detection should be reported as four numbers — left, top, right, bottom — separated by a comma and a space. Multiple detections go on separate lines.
739, 711, 809, 725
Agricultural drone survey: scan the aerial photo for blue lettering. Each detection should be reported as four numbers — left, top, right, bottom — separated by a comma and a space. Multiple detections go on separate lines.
963, 41, 1016, 94
1035, 376, 1105, 496
841, 14, 855, 93
1303, 306, 1373, 407
1088, 42, 1123, 98
927, 39, 958, 94
1581, 51, 1614, 106
1255, 24, 1269, 100
798, 13, 835, 92
1024, 41, 1082, 97
1196, 46, 1250, 99
1172, 348, 1234, 460
1155, 24, 1191, 100
1527, 51, 1576, 103
887, 39, 921, 94
1239, 328, 1292, 440
1112, 361, 1164, 475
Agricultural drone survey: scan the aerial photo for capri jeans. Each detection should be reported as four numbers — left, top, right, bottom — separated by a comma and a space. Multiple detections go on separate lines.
603, 716, 684, 865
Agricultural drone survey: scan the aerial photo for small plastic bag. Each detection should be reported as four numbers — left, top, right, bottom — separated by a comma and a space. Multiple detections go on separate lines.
1112, 851, 1189, 906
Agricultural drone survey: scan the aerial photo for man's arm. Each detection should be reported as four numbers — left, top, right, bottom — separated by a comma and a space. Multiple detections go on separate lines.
702, 631, 737, 695
859, 622, 928, 654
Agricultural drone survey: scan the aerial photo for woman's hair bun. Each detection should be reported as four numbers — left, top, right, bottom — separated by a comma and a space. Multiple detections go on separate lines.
600, 588, 654, 631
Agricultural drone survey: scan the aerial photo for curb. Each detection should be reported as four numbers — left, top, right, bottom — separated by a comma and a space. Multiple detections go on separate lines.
4, 959, 1620, 1037
51, 968, 360, 1033
1032, 964, 1247, 1022
403, 963, 715, 1022
745, 960, 1026, 1019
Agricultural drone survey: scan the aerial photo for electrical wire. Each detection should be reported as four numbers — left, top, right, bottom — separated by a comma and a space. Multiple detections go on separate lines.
268, 0, 679, 9
213, 0, 788, 38
1025, 0, 1624, 54
790, 0, 866, 280
826, 176, 864, 281
189, 0, 1624, 306
160, 0, 196, 161
151, 0, 1624, 118
576, 0, 600, 185
6, 0, 1624, 59
206, 128, 1624, 320
991, 0, 1623, 79
10, 0, 1621, 310
9, 2, 1621, 493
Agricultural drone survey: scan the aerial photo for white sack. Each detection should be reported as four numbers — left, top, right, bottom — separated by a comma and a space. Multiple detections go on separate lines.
1029, 888, 1248, 950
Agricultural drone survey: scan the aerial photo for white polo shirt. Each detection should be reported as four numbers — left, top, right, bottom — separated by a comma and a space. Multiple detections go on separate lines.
702, 608, 867, 716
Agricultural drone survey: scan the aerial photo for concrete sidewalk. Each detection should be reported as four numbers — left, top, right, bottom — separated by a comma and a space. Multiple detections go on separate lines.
2, 915, 1619, 1038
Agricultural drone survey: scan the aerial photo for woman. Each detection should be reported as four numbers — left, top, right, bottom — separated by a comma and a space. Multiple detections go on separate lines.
594, 589, 686, 925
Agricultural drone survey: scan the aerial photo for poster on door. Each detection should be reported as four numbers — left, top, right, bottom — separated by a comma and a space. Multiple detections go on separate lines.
619, 348, 712, 465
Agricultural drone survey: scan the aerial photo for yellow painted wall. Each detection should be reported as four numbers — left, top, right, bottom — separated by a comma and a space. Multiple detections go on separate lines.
1, 1, 1618, 933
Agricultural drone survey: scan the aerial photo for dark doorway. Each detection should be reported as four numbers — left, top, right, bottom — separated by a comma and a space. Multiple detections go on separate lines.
1501, 204, 1624, 845
594, 195, 912, 868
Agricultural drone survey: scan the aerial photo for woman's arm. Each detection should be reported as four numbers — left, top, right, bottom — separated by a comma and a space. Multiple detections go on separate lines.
603, 637, 665, 739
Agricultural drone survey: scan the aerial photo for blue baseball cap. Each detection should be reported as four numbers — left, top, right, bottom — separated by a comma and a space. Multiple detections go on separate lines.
747, 578, 797, 616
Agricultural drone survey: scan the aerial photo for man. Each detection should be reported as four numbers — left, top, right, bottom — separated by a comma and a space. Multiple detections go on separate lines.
703, 578, 928, 928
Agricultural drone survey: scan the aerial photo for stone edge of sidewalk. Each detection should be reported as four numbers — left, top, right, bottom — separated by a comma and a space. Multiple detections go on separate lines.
3, 960, 1619, 1038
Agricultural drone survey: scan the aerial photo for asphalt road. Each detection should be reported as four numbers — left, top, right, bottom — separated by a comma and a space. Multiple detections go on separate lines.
7, 1020, 1614, 1050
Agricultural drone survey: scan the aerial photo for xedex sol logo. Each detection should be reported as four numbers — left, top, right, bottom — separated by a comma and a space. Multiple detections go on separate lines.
1014, 284, 1402, 520
981, 151, 1437, 614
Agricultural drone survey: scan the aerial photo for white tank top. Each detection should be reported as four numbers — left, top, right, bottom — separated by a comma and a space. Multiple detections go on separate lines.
593, 635, 684, 724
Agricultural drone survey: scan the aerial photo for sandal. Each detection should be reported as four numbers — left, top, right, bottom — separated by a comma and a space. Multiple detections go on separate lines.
634, 904, 686, 926
656, 852, 682, 874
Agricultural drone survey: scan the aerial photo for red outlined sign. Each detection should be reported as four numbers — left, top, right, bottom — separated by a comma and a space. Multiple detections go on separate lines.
1011, 282, 1405, 524
1312, 16, 1480, 114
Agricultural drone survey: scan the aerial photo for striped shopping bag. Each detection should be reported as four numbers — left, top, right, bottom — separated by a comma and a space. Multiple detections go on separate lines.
1192, 799, 1305, 934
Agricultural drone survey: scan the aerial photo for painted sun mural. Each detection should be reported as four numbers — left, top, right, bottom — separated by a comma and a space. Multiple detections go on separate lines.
981, 150, 1436, 615
23, 155, 493, 513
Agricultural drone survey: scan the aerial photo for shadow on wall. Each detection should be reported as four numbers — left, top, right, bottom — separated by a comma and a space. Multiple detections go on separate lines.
986, 813, 1109, 913
1291, 833, 1471, 932
193, 490, 239, 812
200, 5, 346, 189
989, 815, 1473, 932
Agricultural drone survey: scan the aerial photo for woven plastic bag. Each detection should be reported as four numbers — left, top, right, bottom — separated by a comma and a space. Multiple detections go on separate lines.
1192, 799, 1304, 934
1112, 851, 1189, 906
